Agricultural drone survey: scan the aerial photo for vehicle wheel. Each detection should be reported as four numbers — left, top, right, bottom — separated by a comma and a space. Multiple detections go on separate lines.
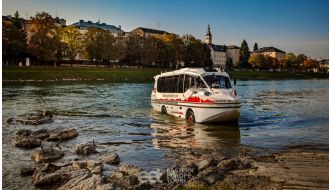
161, 106, 167, 114
186, 109, 195, 123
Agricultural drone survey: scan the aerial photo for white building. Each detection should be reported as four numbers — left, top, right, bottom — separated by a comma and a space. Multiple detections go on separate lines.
252, 47, 286, 61
205, 25, 240, 68
205, 25, 226, 68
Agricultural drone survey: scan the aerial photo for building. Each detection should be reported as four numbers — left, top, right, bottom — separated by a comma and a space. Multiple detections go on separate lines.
226, 45, 240, 66
129, 27, 167, 38
319, 59, 329, 73
71, 20, 124, 36
209, 44, 227, 67
205, 25, 226, 68
253, 47, 286, 61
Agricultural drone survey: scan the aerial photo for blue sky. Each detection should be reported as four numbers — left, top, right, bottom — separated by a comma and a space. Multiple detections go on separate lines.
3, 0, 329, 59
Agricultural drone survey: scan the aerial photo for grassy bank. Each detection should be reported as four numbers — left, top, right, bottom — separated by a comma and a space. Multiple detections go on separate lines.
229, 70, 328, 80
2, 66, 166, 82
2, 66, 328, 82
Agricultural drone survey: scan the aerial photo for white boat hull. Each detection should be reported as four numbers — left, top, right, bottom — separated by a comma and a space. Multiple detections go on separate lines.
151, 101, 240, 123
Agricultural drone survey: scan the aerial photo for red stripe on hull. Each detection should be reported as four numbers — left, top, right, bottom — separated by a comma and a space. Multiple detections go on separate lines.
158, 96, 215, 103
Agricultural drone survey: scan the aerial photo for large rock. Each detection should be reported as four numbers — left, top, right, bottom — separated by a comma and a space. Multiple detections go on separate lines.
32, 163, 90, 187
217, 158, 251, 171
197, 158, 217, 171
59, 174, 102, 190
21, 166, 36, 177
48, 128, 79, 141
12, 129, 44, 148
118, 163, 142, 177
31, 148, 64, 163
31, 129, 50, 140
100, 153, 120, 165
72, 160, 103, 174
73, 142, 97, 155
7, 111, 54, 125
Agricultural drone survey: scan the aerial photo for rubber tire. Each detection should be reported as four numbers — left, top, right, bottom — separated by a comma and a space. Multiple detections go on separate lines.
186, 109, 195, 123
161, 106, 167, 114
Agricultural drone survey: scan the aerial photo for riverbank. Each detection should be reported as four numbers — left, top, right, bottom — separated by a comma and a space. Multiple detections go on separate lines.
173, 146, 329, 190
2, 66, 328, 82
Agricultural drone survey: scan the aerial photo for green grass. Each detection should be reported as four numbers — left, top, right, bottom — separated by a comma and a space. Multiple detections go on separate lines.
228, 70, 328, 80
2, 66, 167, 82
2, 66, 328, 82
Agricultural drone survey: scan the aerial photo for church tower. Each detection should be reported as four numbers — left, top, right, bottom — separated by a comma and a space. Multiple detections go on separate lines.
205, 24, 212, 45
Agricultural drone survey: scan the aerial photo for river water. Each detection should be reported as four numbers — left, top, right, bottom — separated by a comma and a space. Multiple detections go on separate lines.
2, 79, 329, 189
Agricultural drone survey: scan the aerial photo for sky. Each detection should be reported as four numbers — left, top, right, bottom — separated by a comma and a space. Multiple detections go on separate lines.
2, 0, 329, 59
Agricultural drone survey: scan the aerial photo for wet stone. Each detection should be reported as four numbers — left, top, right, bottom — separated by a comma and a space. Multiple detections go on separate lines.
31, 148, 65, 163
12, 129, 43, 148
21, 166, 36, 177
100, 153, 120, 165
31, 129, 50, 140
48, 128, 79, 141
197, 158, 217, 171
7, 111, 54, 125
217, 158, 252, 171
73, 142, 97, 155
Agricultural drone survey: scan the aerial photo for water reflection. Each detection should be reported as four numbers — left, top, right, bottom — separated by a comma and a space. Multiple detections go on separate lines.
150, 111, 240, 150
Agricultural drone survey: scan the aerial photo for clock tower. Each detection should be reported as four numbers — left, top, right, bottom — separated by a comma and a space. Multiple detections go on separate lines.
205, 24, 212, 45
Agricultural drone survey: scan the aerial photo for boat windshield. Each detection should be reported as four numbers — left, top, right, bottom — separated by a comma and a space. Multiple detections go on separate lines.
203, 75, 232, 89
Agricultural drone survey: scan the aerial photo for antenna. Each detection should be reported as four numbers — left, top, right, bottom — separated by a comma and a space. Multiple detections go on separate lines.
157, 22, 160, 29
55, 10, 58, 17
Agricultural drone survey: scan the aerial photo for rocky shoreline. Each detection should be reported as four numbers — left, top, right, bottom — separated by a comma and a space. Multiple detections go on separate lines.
7, 111, 329, 190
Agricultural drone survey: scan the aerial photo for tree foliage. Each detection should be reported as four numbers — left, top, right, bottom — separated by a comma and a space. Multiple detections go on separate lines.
2, 11, 27, 61
303, 59, 318, 71
28, 12, 60, 60
61, 26, 82, 61
248, 54, 265, 69
253, 43, 258, 51
239, 40, 250, 68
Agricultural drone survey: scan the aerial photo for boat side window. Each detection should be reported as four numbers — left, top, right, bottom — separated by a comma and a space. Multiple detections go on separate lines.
184, 75, 191, 92
178, 75, 184, 93
157, 75, 184, 93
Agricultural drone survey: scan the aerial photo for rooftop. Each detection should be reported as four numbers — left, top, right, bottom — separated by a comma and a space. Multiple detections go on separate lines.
254, 47, 286, 53
210, 44, 226, 52
155, 67, 229, 78
133, 27, 167, 35
71, 20, 124, 33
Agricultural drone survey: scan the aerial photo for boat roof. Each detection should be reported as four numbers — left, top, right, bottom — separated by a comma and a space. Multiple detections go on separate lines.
155, 68, 230, 78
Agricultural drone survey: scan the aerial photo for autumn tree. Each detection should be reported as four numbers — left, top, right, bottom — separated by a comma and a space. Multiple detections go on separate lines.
303, 59, 318, 71
295, 54, 307, 70
263, 55, 273, 70
181, 34, 211, 67
83, 28, 107, 62
61, 26, 82, 62
28, 12, 60, 62
248, 54, 265, 70
239, 40, 250, 68
285, 52, 296, 70
141, 36, 158, 65
103, 31, 115, 62
113, 37, 126, 63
